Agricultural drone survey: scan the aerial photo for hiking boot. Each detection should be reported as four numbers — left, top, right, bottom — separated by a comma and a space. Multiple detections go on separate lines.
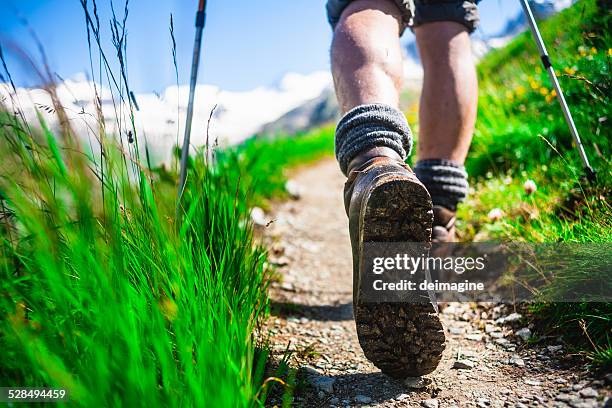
432, 205, 456, 243
344, 147, 446, 378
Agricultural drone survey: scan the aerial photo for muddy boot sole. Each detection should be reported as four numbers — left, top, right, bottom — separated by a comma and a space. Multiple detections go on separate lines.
354, 174, 446, 378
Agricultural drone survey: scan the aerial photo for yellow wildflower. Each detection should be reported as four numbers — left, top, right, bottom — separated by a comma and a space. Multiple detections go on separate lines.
516, 85, 526, 97
579, 46, 588, 57
564, 67, 576, 75
505, 90, 514, 100
590, 47, 597, 54
540, 87, 549, 96
608, 48, 612, 56
550, 89, 557, 97
545, 94, 555, 103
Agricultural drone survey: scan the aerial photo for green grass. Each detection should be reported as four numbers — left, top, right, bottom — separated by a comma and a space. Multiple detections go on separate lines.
456, 0, 611, 370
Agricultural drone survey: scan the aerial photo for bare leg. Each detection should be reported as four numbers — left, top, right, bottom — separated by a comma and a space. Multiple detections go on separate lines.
415, 22, 478, 164
331, 0, 404, 114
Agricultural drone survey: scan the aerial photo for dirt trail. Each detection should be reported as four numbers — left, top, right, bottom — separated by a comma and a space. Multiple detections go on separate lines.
263, 158, 609, 408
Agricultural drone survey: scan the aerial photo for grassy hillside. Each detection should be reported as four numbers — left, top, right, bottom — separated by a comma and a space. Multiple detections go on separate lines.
457, 0, 611, 370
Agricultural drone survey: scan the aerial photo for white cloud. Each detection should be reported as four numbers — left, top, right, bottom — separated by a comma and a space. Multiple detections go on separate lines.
0, 71, 332, 165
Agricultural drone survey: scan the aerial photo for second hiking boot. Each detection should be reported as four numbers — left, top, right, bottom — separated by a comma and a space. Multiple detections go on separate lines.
344, 148, 446, 378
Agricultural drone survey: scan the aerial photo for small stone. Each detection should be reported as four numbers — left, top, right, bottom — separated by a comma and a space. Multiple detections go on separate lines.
555, 378, 568, 384
504, 313, 523, 323
421, 398, 439, 408
354, 395, 372, 404
280, 282, 295, 291
514, 403, 528, 408
489, 331, 504, 339
449, 326, 464, 335
466, 333, 484, 341
485, 324, 499, 333
453, 359, 476, 369
556, 393, 572, 402
579, 387, 598, 399
547, 345, 563, 353
395, 393, 409, 401
509, 356, 525, 367
285, 180, 301, 199
250, 207, 267, 226
404, 376, 432, 389
476, 398, 490, 407
524, 379, 541, 386
515, 327, 531, 341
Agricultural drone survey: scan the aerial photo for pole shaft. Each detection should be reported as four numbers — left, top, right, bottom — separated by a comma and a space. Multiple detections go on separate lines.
519, 0, 594, 176
178, 1, 207, 203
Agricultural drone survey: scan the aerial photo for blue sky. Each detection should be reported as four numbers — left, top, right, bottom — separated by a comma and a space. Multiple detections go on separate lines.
0, 0, 522, 92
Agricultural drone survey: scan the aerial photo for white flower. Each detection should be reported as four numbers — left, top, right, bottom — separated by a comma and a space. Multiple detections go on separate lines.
488, 208, 504, 222
523, 179, 537, 195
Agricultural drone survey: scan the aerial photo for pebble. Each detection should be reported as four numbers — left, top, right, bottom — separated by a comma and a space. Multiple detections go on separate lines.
311, 376, 335, 393
421, 398, 439, 408
504, 312, 523, 323
395, 393, 409, 401
515, 327, 531, 341
514, 403, 528, 408
556, 393, 572, 402
404, 376, 432, 389
509, 356, 525, 367
466, 333, 484, 341
547, 345, 563, 353
250, 207, 267, 226
285, 180, 301, 199
524, 379, 541, 386
453, 359, 476, 369
449, 326, 464, 335
579, 387, 598, 399
476, 398, 491, 407
354, 395, 372, 404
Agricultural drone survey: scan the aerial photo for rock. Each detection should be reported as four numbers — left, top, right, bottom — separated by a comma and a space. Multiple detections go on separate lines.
285, 180, 301, 199
515, 327, 532, 341
476, 398, 491, 407
509, 356, 525, 367
421, 398, 439, 408
466, 333, 484, 341
556, 393, 573, 402
395, 393, 409, 401
453, 359, 476, 369
579, 387, 598, 399
504, 312, 523, 323
449, 326, 464, 335
524, 379, 541, 386
354, 395, 372, 404
514, 403, 528, 408
311, 376, 335, 394
404, 376, 432, 389
547, 345, 563, 353
280, 282, 295, 291
250, 207, 267, 226
485, 324, 499, 333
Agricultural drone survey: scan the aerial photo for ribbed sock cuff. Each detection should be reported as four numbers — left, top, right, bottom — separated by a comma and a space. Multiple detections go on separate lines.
335, 104, 413, 176
414, 159, 468, 211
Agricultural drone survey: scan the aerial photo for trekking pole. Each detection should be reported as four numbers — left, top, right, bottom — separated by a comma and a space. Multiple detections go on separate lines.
177, 0, 207, 207
519, 0, 596, 181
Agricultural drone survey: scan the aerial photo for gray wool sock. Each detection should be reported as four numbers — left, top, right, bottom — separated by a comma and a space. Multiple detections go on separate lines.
414, 159, 468, 211
335, 104, 413, 176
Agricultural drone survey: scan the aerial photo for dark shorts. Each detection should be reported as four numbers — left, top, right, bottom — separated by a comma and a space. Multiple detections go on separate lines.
326, 0, 480, 33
